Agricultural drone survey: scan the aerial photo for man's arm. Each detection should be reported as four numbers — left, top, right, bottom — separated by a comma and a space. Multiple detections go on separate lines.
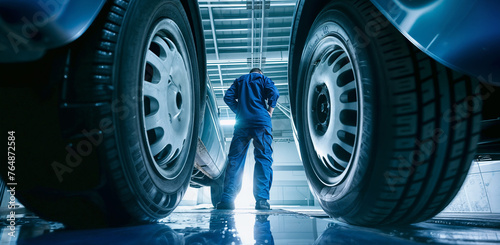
224, 81, 239, 113
263, 77, 280, 117
267, 106, 274, 117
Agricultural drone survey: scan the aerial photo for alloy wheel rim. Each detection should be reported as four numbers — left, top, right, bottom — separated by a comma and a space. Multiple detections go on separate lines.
306, 36, 360, 185
142, 19, 193, 179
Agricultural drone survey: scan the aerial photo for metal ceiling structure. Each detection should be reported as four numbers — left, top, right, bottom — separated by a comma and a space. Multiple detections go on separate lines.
198, 0, 297, 142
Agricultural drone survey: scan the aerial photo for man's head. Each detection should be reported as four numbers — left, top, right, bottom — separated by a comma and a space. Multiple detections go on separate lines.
250, 68, 263, 75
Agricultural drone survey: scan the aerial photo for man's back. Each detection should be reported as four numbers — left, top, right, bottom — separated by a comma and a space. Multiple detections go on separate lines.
224, 72, 279, 129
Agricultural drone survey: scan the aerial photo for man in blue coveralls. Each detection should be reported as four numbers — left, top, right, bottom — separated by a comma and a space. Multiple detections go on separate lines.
216, 68, 280, 210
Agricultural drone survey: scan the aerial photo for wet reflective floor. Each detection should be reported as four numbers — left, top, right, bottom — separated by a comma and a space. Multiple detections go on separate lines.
1, 206, 500, 244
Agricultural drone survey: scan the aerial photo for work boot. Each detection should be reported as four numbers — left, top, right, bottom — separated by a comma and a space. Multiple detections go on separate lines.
256, 214, 270, 222
255, 199, 271, 210
216, 201, 235, 210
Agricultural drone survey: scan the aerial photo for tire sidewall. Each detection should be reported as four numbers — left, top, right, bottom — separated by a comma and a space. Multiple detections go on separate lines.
297, 2, 389, 217
111, 0, 200, 213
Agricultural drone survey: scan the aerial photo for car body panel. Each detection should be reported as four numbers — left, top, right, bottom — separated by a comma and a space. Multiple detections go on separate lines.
0, 0, 106, 62
197, 82, 227, 179
371, 0, 500, 83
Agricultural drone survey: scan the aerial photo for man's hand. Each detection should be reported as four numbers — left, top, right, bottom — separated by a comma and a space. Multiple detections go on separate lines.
267, 106, 274, 118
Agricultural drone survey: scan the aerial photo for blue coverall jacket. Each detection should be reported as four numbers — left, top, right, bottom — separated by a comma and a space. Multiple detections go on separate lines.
224, 73, 279, 130
221, 72, 280, 203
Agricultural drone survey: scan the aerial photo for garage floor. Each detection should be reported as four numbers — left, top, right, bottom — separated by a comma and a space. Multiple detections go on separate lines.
2, 206, 500, 244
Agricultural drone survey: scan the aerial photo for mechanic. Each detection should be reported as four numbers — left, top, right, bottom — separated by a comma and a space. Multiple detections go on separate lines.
216, 68, 280, 210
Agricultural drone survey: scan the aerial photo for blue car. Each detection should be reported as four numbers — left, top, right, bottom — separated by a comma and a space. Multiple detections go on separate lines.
0, 0, 225, 228
288, 0, 500, 226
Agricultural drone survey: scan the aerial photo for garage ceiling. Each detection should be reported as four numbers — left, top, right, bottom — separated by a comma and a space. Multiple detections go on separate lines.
198, 0, 297, 141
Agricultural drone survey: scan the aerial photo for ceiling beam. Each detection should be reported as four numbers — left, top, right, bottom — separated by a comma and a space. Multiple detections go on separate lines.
207, 58, 287, 66
207, 2, 224, 87
203, 26, 291, 33
201, 16, 293, 22
198, 3, 296, 8
251, 0, 255, 68
259, 0, 265, 69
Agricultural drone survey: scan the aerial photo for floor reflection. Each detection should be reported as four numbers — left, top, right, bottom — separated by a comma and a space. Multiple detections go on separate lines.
254, 215, 274, 245
1, 207, 499, 244
182, 212, 274, 245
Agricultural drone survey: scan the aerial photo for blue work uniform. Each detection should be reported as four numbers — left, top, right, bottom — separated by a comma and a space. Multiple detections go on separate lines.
221, 72, 279, 203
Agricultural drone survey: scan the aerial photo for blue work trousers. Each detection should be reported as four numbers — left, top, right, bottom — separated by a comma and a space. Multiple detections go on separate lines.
221, 127, 273, 203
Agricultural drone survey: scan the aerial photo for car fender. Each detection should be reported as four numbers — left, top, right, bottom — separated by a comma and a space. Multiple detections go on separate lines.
290, 0, 500, 88
0, 0, 106, 62
370, 0, 500, 84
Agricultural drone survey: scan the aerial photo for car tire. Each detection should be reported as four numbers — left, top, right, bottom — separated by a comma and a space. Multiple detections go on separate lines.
0, 0, 201, 228
293, 0, 482, 225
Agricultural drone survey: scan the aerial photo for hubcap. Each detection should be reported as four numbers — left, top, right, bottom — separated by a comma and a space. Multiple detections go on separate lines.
306, 36, 359, 185
142, 19, 193, 179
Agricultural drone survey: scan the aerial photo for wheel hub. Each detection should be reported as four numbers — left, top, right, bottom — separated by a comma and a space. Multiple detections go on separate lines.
306, 36, 359, 184
141, 19, 193, 179
312, 84, 331, 135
